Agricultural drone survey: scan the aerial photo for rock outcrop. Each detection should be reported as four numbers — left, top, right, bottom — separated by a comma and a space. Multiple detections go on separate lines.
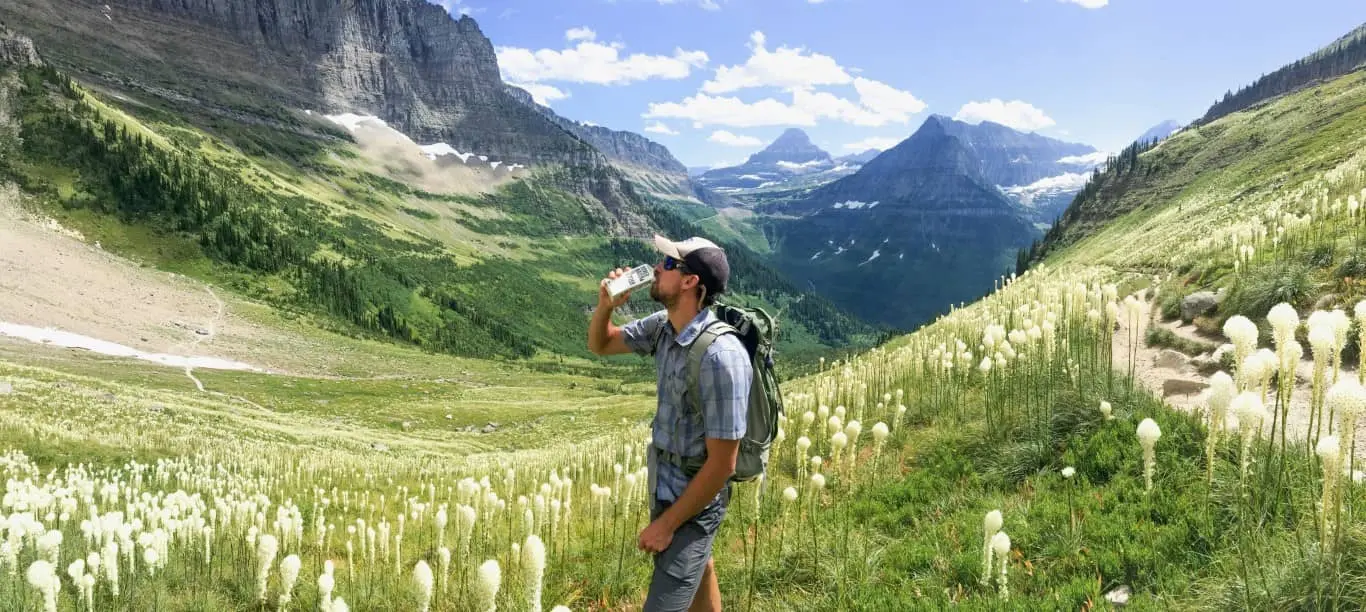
0, 0, 661, 235
0, 25, 40, 66
1, 0, 587, 166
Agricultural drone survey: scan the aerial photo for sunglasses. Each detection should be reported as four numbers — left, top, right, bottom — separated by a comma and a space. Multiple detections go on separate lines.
662, 256, 691, 273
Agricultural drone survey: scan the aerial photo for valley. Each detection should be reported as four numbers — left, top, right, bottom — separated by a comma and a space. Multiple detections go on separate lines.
0, 2, 1365, 611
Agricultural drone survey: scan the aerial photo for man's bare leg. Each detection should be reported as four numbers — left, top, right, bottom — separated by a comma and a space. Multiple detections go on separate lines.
689, 558, 722, 611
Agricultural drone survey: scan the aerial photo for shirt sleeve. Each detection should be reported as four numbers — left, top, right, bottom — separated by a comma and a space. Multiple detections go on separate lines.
698, 339, 752, 440
619, 310, 667, 356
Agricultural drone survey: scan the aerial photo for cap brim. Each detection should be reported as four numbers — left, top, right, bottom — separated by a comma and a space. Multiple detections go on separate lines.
653, 234, 682, 258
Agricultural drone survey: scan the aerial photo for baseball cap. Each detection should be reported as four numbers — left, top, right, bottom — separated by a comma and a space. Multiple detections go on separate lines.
653, 233, 730, 297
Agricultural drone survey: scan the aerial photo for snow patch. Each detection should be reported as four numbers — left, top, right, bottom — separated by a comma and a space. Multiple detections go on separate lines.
1057, 151, 1109, 167
776, 159, 831, 173
859, 249, 881, 266
810, 251, 823, 260
832, 200, 879, 210
0, 321, 262, 372
738, 174, 766, 181
1000, 172, 1090, 207
419, 143, 474, 162
324, 113, 391, 131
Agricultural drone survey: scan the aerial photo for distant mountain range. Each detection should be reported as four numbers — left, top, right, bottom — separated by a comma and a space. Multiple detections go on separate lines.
694, 129, 873, 195
1136, 120, 1184, 145
754, 115, 1103, 329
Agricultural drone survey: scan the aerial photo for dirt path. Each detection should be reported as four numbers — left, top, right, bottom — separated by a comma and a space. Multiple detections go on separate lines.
1113, 290, 1366, 463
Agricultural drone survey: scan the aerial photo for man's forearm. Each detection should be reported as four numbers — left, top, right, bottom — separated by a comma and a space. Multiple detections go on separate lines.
658, 455, 734, 530
588, 303, 614, 354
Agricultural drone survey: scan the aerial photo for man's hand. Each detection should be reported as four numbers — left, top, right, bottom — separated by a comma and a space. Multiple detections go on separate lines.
638, 516, 677, 553
598, 266, 635, 311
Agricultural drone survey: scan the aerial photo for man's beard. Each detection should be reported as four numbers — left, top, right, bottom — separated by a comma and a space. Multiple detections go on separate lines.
649, 283, 673, 307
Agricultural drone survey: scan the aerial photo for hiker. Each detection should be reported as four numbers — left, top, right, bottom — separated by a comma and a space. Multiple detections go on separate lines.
588, 234, 753, 612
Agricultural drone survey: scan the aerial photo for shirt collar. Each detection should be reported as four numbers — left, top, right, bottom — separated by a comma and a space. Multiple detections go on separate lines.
674, 309, 715, 347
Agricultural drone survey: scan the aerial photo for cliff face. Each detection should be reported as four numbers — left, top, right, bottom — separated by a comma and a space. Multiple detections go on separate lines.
505, 84, 697, 202
0, 0, 666, 234
0, 0, 596, 166
0, 25, 40, 67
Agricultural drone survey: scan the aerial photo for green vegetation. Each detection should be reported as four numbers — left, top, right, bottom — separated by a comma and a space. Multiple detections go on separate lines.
0, 64, 880, 370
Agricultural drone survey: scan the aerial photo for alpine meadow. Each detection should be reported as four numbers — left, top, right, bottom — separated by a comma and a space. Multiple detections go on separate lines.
2, 1, 1366, 610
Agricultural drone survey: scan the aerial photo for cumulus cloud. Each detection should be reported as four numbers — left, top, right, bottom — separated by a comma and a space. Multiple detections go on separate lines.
645, 81, 924, 128
708, 130, 765, 147
644, 121, 680, 136
702, 31, 853, 94
657, 0, 721, 9
565, 27, 596, 42
953, 99, 1056, 131
1060, 0, 1108, 7
645, 31, 924, 129
509, 82, 569, 106
843, 136, 900, 151
496, 31, 708, 86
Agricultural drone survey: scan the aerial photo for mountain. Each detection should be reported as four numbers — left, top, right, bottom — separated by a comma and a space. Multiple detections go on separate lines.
0, 0, 675, 239
1136, 120, 1184, 145
838, 149, 882, 164
0, 3, 882, 367
695, 128, 851, 193
1030, 21, 1366, 266
1198, 22, 1366, 125
502, 84, 713, 206
755, 115, 1099, 329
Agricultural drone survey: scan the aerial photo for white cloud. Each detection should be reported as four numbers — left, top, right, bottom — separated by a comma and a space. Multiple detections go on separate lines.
701, 31, 853, 94
953, 99, 1056, 131
509, 82, 569, 106
645, 93, 817, 128
645, 80, 924, 128
646, 31, 925, 129
1060, 0, 1108, 7
496, 33, 708, 86
843, 136, 900, 151
431, 0, 480, 16
644, 121, 679, 136
565, 27, 596, 42
708, 130, 765, 147
657, 0, 721, 9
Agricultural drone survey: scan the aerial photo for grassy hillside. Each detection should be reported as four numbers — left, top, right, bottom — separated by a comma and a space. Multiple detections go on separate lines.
5, 19, 1366, 612
0, 64, 879, 373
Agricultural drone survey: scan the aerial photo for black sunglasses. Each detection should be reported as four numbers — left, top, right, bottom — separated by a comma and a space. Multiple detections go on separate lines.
662, 256, 691, 273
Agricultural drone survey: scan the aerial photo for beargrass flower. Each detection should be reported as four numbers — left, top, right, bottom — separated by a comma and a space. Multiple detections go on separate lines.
1137, 419, 1162, 493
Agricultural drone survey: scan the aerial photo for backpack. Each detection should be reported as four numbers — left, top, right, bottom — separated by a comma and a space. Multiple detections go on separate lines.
651, 301, 785, 483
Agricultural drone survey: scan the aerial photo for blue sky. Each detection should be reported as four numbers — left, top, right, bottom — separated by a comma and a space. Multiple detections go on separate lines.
433, 0, 1366, 168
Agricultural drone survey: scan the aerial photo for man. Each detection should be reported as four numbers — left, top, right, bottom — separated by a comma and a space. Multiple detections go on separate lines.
587, 234, 753, 612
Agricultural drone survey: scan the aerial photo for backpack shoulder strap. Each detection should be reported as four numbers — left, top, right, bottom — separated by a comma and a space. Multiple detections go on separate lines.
686, 321, 738, 416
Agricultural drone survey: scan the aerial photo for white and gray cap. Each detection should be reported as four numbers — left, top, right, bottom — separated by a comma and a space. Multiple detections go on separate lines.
653, 234, 730, 297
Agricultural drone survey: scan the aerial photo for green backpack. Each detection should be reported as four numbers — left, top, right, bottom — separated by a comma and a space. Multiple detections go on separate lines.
652, 302, 785, 483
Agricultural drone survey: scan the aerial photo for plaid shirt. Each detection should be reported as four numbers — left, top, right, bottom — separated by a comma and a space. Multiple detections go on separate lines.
622, 308, 752, 503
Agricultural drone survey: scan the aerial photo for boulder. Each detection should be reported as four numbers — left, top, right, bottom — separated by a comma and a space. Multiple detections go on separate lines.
1163, 378, 1209, 397
400, 420, 415, 432
0, 382, 11, 395
481, 423, 497, 434
1181, 291, 1219, 321
370, 442, 389, 452
1153, 349, 1189, 370
1313, 293, 1339, 311
1105, 585, 1132, 607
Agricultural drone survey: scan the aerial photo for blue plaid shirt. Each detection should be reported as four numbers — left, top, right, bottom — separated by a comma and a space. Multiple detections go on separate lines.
622, 308, 752, 503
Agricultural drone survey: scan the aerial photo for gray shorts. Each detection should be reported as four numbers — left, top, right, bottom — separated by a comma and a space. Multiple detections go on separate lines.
643, 485, 732, 612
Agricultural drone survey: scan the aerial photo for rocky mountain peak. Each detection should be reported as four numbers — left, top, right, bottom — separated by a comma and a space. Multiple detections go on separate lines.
746, 127, 831, 166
